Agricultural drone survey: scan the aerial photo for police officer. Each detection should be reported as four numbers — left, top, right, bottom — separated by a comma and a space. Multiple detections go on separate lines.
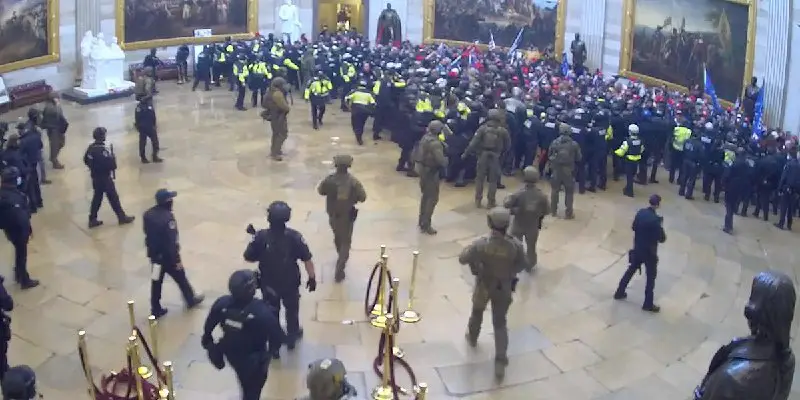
339, 54, 357, 111
305, 71, 333, 129
135, 96, 162, 164
0, 167, 38, 289
176, 44, 190, 84
143, 189, 205, 318
344, 80, 375, 145
459, 207, 526, 380
547, 124, 581, 219
18, 119, 42, 212
701, 135, 725, 203
317, 155, 367, 282
415, 121, 448, 235
1, 365, 37, 400
613, 194, 666, 313
298, 358, 359, 400
614, 124, 644, 197
464, 109, 510, 208
504, 167, 549, 272
723, 149, 751, 234
249, 57, 271, 108
679, 132, 704, 200
586, 110, 611, 191
202, 270, 285, 400
243, 201, 317, 349
537, 111, 559, 178
0, 276, 11, 380
83, 127, 135, 228
233, 54, 250, 110
669, 120, 692, 184
142, 49, 162, 92
775, 148, 800, 231
192, 46, 213, 92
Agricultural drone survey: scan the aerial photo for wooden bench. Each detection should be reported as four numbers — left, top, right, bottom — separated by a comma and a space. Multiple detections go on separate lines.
128, 59, 180, 81
4, 80, 53, 111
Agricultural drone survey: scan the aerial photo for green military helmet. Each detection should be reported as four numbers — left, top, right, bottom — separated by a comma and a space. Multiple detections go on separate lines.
522, 166, 539, 183
306, 358, 348, 398
333, 154, 353, 168
558, 123, 572, 135
487, 108, 503, 121
428, 120, 444, 134
487, 207, 511, 230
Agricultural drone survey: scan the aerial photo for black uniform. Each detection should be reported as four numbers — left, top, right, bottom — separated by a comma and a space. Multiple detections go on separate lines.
135, 99, 161, 163
723, 154, 752, 233
142, 51, 161, 92
83, 129, 134, 228
775, 155, 800, 230
192, 48, 213, 91
176, 45, 190, 83
0, 277, 12, 380
0, 173, 38, 289
18, 127, 42, 212
142, 191, 202, 317
202, 270, 285, 400
614, 197, 666, 312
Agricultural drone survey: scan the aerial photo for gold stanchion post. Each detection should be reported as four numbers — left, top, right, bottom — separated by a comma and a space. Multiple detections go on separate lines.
415, 382, 428, 399
370, 254, 390, 329
127, 300, 136, 334
158, 361, 175, 400
128, 336, 146, 400
149, 315, 160, 375
400, 250, 422, 324
372, 314, 395, 400
77, 330, 97, 399
390, 278, 405, 359
371, 246, 388, 316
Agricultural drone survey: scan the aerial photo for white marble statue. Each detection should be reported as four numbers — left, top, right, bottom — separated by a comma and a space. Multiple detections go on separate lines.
110, 36, 124, 58
278, 0, 301, 43
77, 30, 134, 96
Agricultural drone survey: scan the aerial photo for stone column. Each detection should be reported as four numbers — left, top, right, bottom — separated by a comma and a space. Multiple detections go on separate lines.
759, 0, 790, 126
580, 0, 606, 71
74, 0, 101, 84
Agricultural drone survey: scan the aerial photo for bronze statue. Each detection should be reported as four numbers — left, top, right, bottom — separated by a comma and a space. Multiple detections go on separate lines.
570, 33, 587, 74
694, 270, 796, 400
376, 3, 402, 46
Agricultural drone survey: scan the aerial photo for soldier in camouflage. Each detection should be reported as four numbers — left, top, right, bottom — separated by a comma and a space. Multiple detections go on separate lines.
459, 207, 527, 380
416, 121, 448, 235
317, 154, 367, 282
547, 124, 582, 219
296, 358, 358, 400
463, 109, 511, 208
504, 167, 549, 272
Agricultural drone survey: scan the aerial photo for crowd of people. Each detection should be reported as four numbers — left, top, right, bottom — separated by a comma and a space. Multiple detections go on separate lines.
0, 28, 797, 399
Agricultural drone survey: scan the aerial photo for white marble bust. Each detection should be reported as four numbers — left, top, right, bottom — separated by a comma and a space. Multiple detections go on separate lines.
109, 36, 124, 59
91, 32, 111, 60
80, 31, 95, 58
278, 0, 301, 42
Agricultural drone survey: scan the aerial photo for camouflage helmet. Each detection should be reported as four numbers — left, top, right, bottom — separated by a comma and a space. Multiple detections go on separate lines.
427, 120, 444, 134
558, 123, 572, 135
333, 154, 353, 168
522, 166, 539, 183
487, 207, 511, 230
306, 358, 349, 398
487, 109, 503, 121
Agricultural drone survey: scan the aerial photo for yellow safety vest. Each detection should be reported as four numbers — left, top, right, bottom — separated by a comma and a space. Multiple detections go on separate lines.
346, 90, 375, 106
416, 98, 433, 113
341, 63, 356, 82
614, 137, 644, 161
672, 127, 692, 151
456, 102, 470, 119
304, 79, 333, 100
233, 63, 249, 83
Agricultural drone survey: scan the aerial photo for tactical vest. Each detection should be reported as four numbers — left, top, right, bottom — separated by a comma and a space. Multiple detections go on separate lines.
627, 138, 643, 156
219, 302, 255, 351
481, 126, 501, 152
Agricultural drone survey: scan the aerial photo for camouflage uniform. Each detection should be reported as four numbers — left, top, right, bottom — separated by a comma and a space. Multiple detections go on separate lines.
459, 207, 527, 380
504, 167, 549, 271
296, 358, 358, 400
547, 124, 582, 219
416, 121, 448, 235
317, 154, 367, 282
465, 109, 511, 208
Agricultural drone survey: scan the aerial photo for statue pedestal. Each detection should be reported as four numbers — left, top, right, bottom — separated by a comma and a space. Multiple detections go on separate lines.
63, 57, 135, 105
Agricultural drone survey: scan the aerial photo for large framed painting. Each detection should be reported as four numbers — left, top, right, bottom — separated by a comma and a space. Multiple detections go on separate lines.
117, 0, 259, 51
0, 0, 60, 74
620, 0, 755, 103
423, 0, 566, 56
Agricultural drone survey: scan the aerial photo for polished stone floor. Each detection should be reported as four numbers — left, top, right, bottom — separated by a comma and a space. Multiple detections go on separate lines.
3, 84, 800, 400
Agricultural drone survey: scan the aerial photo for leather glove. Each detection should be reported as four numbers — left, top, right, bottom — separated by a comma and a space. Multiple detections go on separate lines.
201, 334, 213, 350
246, 224, 256, 235
306, 277, 317, 292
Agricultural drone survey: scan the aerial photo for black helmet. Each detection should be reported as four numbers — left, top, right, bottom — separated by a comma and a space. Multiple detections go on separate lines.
228, 270, 258, 303
92, 127, 107, 142
26, 108, 39, 122
1, 166, 20, 184
267, 201, 292, 224
1, 365, 36, 400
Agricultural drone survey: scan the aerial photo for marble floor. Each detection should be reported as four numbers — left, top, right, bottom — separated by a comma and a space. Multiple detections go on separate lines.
3, 84, 800, 400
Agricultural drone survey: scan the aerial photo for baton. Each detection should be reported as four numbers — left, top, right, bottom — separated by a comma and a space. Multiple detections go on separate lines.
109, 144, 116, 180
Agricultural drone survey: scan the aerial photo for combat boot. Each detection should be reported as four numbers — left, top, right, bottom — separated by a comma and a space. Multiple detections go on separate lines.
494, 357, 509, 380
420, 226, 437, 235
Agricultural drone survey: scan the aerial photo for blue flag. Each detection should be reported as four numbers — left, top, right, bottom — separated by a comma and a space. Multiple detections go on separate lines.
561, 53, 569, 77
507, 28, 524, 57
703, 65, 722, 114
752, 87, 765, 140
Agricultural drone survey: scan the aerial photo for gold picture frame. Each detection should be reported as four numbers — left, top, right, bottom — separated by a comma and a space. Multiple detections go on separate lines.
0, 0, 60, 74
116, 0, 259, 51
619, 0, 756, 105
422, 0, 567, 59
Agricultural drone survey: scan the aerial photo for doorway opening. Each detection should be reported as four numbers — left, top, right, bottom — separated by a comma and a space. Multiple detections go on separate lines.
316, 0, 365, 36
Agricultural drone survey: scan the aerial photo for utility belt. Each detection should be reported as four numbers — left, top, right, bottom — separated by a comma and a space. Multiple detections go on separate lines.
351, 102, 374, 114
